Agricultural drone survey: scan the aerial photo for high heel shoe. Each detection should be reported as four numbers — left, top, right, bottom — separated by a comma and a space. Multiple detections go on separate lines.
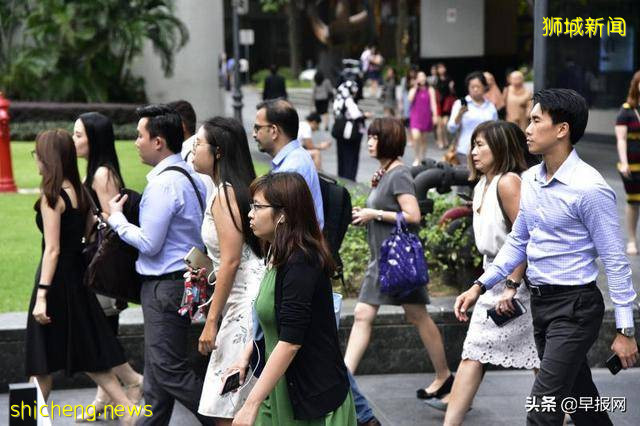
75, 396, 111, 422
124, 377, 144, 405
416, 374, 454, 399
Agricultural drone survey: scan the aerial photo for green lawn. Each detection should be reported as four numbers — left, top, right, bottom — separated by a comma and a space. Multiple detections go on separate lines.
1, 141, 269, 313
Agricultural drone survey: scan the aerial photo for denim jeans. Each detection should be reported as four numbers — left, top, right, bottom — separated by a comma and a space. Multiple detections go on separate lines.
334, 293, 375, 423
348, 370, 375, 423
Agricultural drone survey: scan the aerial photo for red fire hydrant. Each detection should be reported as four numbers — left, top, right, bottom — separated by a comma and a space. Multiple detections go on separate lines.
0, 92, 17, 192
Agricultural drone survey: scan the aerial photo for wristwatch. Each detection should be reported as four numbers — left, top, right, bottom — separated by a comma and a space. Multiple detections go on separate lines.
505, 279, 521, 290
472, 280, 486, 294
376, 210, 383, 222
617, 327, 635, 337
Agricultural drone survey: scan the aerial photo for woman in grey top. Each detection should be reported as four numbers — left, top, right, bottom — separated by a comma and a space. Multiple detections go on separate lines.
345, 117, 453, 398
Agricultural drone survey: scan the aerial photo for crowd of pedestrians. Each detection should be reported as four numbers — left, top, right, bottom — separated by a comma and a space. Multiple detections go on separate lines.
24, 55, 640, 426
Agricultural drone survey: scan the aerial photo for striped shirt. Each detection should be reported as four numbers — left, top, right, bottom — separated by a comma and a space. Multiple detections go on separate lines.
479, 150, 637, 328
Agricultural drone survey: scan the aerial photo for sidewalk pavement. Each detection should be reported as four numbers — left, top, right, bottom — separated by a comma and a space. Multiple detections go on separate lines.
2, 369, 637, 425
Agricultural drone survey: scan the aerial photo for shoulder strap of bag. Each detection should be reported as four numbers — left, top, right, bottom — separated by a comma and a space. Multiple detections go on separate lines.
395, 212, 408, 232
161, 165, 205, 214
496, 174, 513, 232
83, 185, 101, 216
633, 107, 640, 123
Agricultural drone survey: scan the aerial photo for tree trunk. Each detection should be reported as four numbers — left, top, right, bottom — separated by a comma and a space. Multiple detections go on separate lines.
286, 1, 301, 77
395, 0, 408, 66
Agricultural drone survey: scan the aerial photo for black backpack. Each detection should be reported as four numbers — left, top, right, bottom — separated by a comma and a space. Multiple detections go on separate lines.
318, 173, 352, 286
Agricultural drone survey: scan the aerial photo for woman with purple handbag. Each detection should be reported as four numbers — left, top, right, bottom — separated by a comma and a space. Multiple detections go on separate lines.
345, 118, 453, 399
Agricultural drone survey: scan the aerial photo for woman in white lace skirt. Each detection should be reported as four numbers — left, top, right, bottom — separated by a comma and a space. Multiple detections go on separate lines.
190, 117, 265, 424
426, 121, 540, 424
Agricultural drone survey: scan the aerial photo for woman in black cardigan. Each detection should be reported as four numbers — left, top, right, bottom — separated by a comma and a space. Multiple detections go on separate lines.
227, 172, 356, 425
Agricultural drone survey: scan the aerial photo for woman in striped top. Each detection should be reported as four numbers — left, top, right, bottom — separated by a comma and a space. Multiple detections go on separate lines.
615, 70, 640, 255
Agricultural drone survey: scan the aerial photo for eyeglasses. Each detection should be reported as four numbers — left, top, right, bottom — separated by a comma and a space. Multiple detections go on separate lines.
250, 202, 279, 211
30, 150, 37, 159
253, 123, 274, 133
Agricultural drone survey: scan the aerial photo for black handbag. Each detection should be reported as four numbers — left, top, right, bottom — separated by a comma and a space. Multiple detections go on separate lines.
83, 187, 142, 304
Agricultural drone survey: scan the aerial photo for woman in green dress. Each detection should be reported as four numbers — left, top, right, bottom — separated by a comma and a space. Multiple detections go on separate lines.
226, 172, 356, 426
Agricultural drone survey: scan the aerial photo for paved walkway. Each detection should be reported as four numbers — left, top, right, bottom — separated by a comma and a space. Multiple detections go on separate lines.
2, 369, 638, 425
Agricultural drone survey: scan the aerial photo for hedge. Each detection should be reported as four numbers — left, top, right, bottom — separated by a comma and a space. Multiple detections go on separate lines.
10, 121, 137, 141
8, 101, 141, 124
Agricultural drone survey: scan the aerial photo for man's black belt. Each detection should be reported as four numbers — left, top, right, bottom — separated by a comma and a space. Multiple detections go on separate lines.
526, 280, 597, 297
140, 270, 186, 282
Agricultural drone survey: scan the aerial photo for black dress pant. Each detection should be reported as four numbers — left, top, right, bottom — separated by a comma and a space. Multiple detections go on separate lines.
527, 284, 612, 426
336, 136, 361, 181
139, 280, 214, 426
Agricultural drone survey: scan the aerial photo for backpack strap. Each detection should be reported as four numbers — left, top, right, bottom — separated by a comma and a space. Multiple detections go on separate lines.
161, 166, 205, 214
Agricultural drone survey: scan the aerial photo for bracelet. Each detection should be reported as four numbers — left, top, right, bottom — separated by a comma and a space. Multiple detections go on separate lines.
38, 284, 50, 290
376, 210, 383, 221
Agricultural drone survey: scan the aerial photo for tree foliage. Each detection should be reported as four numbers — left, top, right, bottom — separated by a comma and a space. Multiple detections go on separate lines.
0, 0, 188, 102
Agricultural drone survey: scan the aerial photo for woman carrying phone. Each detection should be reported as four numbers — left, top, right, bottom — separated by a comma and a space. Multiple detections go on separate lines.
189, 117, 265, 424
228, 172, 356, 426
447, 71, 498, 166
25, 129, 137, 424
72, 112, 144, 420
408, 71, 439, 166
425, 121, 539, 424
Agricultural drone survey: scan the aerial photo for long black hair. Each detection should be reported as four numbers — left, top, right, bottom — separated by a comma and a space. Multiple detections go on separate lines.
78, 112, 124, 189
201, 117, 261, 257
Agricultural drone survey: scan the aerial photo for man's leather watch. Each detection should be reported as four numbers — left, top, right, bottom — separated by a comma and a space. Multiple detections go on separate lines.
472, 280, 486, 294
617, 327, 635, 338
505, 279, 520, 290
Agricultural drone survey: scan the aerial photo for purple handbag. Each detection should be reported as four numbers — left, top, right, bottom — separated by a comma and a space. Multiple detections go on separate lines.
379, 212, 429, 297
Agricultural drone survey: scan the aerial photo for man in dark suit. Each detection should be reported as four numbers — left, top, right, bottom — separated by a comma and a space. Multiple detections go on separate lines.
263, 64, 287, 100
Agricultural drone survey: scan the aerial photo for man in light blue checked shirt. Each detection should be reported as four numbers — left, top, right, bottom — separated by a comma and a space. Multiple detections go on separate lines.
455, 89, 638, 426
108, 105, 213, 425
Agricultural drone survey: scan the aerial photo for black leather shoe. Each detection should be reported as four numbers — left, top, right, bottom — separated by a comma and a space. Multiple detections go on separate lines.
416, 374, 454, 399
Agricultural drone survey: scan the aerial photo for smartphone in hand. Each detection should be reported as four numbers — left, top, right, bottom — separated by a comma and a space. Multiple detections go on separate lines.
221, 371, 241, 395
606, 353, 623, 375
486, 298, 526, 327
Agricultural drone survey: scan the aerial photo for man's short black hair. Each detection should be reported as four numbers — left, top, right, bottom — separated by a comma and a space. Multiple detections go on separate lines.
256, 99, 299, 140
136, 104, 184, 154
532, 88, 588, 144
306, 112, 321, 123
167, 100, 196, 137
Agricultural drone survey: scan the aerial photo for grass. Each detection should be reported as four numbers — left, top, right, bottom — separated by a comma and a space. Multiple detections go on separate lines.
1, 141, 270, 313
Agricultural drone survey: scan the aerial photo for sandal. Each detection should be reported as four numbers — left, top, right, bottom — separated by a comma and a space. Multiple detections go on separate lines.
124, 377, 144, 405
75, 396, 110, 422
416, 374, 454, 400
626, 242, 638, 256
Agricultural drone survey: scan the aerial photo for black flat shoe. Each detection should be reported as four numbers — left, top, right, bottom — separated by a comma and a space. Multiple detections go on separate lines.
416, 374, 454, 399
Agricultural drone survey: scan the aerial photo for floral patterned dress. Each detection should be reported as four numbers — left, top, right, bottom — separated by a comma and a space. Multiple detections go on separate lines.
198, 185, 265, 418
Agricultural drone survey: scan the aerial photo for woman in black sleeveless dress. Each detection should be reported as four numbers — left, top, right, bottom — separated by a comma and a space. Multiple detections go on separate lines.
73, 112, 144, 418
25, 129, 137, 424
